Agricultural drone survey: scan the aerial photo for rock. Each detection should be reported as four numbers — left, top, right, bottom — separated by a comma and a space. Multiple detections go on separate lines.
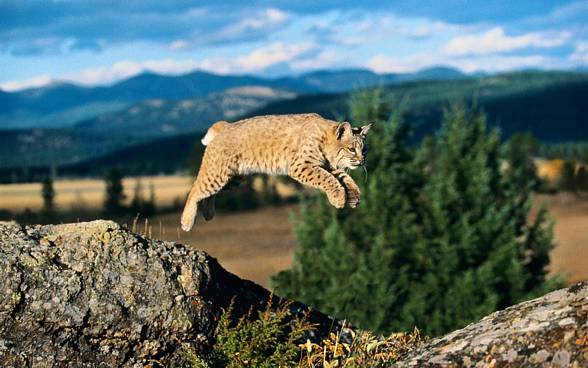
395, 281, 588, 367
0, 220, 337, 367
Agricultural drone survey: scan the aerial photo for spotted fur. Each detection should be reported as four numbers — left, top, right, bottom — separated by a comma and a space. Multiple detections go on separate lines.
181, 113, 371, 231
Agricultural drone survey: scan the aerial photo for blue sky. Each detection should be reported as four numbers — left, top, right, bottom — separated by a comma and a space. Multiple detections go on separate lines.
1, 0, 587, 91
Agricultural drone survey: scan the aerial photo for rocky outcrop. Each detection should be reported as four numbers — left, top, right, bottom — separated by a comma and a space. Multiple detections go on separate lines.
0, 220, 336, 367
1, 220, 587, 368
396, 281, 588, 367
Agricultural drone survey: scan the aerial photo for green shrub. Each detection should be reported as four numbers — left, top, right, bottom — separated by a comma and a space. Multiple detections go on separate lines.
186, 300, 424, 368
189, 300, 313, 368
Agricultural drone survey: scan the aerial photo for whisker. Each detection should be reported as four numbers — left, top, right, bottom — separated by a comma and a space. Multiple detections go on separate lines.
362, 165, 368, 184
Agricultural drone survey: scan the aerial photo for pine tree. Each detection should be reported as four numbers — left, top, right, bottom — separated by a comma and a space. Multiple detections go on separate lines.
559, 160, 577, 192
41, 176, 55, 215
103, 168, 126, 216
575, 165, 588, 192
130, 178, 144, 215
273, 90, 425, 333
273, 94, 562, 336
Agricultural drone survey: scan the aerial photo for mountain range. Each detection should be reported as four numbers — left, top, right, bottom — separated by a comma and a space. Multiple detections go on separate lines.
0, 67, 465, 129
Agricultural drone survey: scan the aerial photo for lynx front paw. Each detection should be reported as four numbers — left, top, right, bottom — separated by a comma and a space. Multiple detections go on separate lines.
327, 188, 346, 209
346, 187, 361, 208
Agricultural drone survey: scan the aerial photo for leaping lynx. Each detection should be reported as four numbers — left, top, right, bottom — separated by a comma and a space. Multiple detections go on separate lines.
181, 113, 371, 231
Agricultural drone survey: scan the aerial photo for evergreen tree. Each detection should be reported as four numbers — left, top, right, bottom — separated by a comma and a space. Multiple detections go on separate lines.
145, 182, 157, 216
41, 176, 55, 215
574, 165, 588, 192
130, 178, 144, 215
505, 132, 539, 190
273, 94, 562, 336
103, 168, 126, 216
273, 90, 425, 333
559, 161, 577, 192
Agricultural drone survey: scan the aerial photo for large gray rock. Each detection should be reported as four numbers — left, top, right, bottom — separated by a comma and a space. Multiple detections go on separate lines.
0, 220, 336, 367
395, 281, 588, 367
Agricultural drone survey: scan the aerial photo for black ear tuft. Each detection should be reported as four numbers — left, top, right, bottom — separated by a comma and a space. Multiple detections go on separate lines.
360, 123, 373, 137
336, 122, 351, 140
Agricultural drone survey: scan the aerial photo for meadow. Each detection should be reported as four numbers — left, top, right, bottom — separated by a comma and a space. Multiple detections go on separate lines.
1, 173, 586, 288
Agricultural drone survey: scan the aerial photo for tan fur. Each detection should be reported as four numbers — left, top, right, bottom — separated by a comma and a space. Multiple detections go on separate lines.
181, 113, 371, 231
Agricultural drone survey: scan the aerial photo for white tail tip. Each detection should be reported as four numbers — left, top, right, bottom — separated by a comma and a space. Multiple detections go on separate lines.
201, 130, 215, 146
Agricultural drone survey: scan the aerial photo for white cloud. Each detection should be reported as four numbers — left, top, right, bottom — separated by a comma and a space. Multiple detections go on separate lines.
290, 51, 340, 71
354, 14, 462, 41
367, 52, 553, 74
1, 74, 53, 91
195, 57, 235, 75
443, 27, 571, 56
62, 61, 143, 86
571, 42, 588, 64
1, 59, 204, 91
234, 42, 316, 71
367, 53, 434, 73
453, 55, 548, 73
0, 43, 316, 91
167, 8, 289, 51
64, 59, 205, 86
169, 40, 189, 51
142, 59, 201, 75
241, 8, 288, 29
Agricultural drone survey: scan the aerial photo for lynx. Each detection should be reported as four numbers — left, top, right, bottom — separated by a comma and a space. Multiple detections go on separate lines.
181, 113, 371, 231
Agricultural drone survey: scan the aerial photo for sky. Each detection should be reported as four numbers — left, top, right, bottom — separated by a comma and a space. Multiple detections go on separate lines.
1, 0, 587, 91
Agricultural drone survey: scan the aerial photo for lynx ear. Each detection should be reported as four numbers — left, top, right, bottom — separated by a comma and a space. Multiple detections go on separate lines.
336, 122, 351, 140
360, 123, 372, 138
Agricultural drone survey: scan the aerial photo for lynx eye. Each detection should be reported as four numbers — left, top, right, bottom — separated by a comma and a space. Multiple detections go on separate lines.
348, 147, 356, 154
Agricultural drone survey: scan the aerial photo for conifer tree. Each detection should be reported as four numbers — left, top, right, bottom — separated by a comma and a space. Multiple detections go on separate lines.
273, 90, 425, 333
130, 178, 144, 215
41, 176, 55, 215
103, 168, 126, 216
273, 94, 562, 336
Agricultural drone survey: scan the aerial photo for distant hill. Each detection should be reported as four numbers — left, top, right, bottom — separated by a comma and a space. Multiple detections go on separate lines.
60, 132, 204, 177
75, 86, 295, 138
0, 67, 465, 129
0, 87, 293, 169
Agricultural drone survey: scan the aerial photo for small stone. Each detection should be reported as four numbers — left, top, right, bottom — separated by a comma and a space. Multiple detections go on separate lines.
503, 349, 518, 362
558, 317, 576, 327
530, 349, 550, 364
552, 350, 571, 367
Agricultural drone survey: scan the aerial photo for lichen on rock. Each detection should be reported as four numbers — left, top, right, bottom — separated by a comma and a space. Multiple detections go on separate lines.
395, 281, 588, 367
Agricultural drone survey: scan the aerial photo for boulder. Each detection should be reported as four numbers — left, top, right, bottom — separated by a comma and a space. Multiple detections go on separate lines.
0, 220, 336, 367
396, 281, 588, 367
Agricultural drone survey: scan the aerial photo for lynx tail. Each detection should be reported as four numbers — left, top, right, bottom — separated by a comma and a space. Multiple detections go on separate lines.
201, 120, 230, 146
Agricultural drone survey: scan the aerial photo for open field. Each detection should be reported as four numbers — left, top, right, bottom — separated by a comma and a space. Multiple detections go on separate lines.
535, 194, 588, 284
1, 176, 587, 288
0, 175, 191, 212
149, 205, 299, 288
149, 194, 588, 289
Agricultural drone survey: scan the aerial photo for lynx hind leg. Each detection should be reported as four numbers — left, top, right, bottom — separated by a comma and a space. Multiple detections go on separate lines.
200, 195, 216, 221
181, 156, 233, 231
333, 169, 361, 208
290, 165, 346, 208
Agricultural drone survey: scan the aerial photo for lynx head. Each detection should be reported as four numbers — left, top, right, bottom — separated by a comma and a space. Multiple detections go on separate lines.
329, 122, 372, 170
